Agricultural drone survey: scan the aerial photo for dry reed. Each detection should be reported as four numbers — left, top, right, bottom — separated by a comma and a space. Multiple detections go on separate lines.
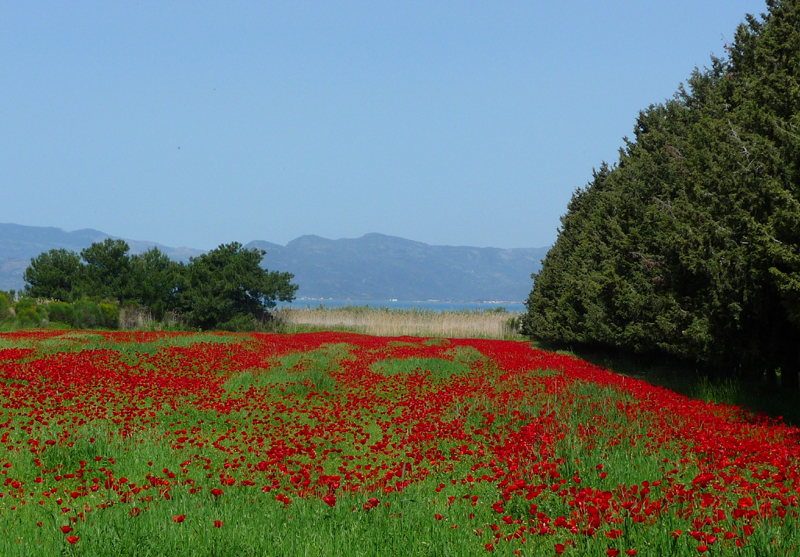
272, 305, 523, 339
119, 307, 184, 331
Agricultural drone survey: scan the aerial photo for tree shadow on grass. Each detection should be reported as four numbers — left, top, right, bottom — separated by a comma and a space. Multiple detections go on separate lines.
533, 340, 800, 427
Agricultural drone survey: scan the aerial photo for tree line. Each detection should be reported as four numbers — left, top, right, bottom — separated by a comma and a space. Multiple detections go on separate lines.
22, 239, 298, 330
522, 0, 800, 389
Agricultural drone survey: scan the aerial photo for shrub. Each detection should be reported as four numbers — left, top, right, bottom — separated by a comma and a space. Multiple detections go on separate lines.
46, 301, 77, 326
99, 303, 120, 329
0, 291, 13, 321
217, 313, 265, 332
71, 300, 105, 329
14, 298, 47, 327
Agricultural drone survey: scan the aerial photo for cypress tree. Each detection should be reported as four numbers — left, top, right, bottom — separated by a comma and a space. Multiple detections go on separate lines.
523, 0, 800, 389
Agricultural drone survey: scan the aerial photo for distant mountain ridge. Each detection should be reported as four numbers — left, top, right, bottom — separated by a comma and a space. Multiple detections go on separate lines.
0, 223, 204, 263
0, 223, 548, 302
247, 234, 547, 302
0, 223, 204, 292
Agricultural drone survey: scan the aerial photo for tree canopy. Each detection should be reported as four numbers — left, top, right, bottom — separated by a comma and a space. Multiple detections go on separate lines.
23, 248, 84, 302
522, 0, 800, 389
81, 239, 133, 303
23, 240, 298, 329
178, 242, 298, 330
129, 248, 182, 320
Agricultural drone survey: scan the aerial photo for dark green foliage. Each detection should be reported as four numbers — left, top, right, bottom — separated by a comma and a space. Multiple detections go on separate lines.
216, 313, 265, 332
23, 248, 84, 301
20, 239, 298, 331
523, 0, 800, 388
128, 248, 182, 319
178, 242, 298, 330
80, 239, 133, 303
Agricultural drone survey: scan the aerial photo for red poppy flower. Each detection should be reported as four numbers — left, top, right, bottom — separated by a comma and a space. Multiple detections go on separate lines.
60, 526, 73, 534
213, 520, 223, 528
66, 536, 79, 544
172, 514, 186, 523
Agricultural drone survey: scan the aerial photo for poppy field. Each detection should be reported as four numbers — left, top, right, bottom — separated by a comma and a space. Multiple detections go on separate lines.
0, 330, 798, 556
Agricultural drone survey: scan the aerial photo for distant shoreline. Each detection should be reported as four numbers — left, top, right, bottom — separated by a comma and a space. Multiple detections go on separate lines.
279, 298, 526, 313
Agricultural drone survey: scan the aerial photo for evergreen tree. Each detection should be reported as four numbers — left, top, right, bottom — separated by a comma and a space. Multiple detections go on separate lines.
128, 248, 182, 319
523, 0, 800, 389
81, 239, 133, 302
178, 242, 298, 330
23, 248, 84, 302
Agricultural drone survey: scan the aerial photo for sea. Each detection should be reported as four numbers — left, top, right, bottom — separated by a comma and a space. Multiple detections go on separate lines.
279, 299, 526, 313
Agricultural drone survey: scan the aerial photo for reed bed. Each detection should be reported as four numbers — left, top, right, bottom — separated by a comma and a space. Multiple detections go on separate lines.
272, 305, 522, 339
119, 307, 185, 331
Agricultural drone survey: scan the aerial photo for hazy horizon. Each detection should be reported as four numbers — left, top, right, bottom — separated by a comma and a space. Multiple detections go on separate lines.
0, 221, 550, 250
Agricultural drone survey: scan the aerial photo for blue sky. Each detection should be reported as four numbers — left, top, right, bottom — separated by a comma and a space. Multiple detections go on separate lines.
1, 1, 767, 250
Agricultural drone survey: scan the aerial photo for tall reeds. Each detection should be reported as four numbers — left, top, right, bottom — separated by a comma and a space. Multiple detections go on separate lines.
272, 305, 522, 339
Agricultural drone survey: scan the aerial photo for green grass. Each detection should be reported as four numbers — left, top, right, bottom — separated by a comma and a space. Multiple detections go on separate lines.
224, 343, 353, 397
2, 332, 800, 556
370, 346, 485, 382
539, 343, 800, 426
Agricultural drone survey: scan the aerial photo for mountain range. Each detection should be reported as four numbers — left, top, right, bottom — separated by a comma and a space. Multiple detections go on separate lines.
0, 223, 548, 302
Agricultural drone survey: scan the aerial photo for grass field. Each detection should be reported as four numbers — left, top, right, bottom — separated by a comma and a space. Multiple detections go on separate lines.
0, 330, 798, 556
